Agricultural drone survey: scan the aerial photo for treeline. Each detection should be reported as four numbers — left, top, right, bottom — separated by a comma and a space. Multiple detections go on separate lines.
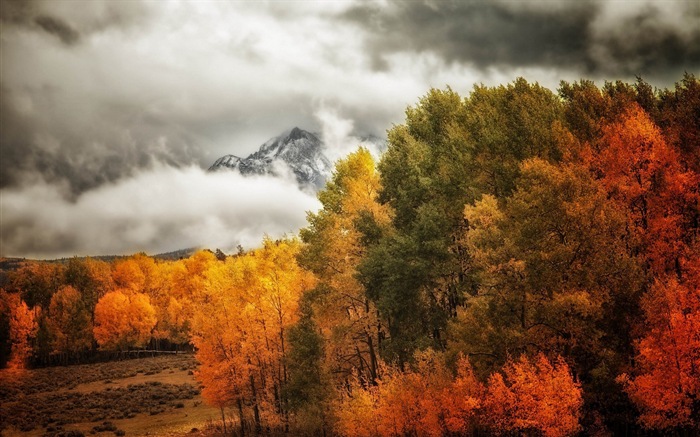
1, 74, 698, 436
0, 251, 220, 367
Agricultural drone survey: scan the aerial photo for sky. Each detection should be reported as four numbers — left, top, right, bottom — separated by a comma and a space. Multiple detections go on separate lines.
1, 0, 699, 259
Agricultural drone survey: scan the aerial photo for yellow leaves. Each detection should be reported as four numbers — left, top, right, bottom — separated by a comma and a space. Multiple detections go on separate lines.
192, 238, 314, 429
334, 374, 380, 437
48, 285, 92, 354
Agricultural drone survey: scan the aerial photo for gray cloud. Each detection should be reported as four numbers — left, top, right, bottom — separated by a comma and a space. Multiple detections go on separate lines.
341, 0, 700, 78
0, 0, 151, 38
0, 0, 415, 196
0, 84, 201, 195
589, 3, 700, 77
34, 14, 80, 45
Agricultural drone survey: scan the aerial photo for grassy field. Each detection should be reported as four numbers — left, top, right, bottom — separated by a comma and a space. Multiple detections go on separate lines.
0, 355, 220, 436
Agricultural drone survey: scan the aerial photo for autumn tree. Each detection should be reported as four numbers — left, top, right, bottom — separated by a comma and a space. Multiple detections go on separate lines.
156, 297, 190, 346
64, 257, 113, 316
454, 158, 642, 374
47, 285, 93, 359
657, 73, 700, 172
0, 290, 12, 367
192, 238, 315, 434
484, 353, 583, 437
360, 79, 565, 364
5, 294, 38, 369
335, 350, 483, 437
298, 148, 390, 388
593, 104, 699, 277
93, 289, 157, 351
8, 262, 65, 309
618, 265, 700, 431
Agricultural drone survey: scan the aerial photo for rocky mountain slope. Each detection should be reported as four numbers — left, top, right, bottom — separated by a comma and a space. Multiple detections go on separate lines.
209, 127, 333, 189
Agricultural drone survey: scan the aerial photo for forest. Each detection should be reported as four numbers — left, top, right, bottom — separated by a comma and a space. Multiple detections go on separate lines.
1, 74, 698, 436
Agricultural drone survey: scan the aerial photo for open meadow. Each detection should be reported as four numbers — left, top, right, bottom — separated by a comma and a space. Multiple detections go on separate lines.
0, 355, 220, 437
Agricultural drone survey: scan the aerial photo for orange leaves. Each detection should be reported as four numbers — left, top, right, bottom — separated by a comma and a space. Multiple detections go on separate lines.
335, 352, 582, 437
4, 292, 38, 369
93, 290, 156, 350
594, 104, 699, 275
485, 354, 583, 437
619, 272, 700, 430
192, 238, 315, 431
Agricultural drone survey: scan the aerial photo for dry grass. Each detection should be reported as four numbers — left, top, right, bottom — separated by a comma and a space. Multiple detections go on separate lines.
0, 355, 219, 436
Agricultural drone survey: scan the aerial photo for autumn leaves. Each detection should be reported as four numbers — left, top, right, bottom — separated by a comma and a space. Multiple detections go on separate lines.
336, 352, 582, 437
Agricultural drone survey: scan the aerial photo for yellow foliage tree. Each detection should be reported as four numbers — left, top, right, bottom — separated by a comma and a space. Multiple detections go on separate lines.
48, 285, 93, 356
299, 148, 391, 385
192, 238, 315, 433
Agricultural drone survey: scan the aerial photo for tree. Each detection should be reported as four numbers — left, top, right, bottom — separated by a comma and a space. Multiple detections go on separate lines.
93, 290, 156, 351
593, 104, 698, 277
157, 297, 190, 346
361, 79, 565, 365
0, 290, 13, 367
6, 294, 38, 369
111, 258, 146, 293
484, 354, 583, 437
47, 285, 93, 358
192, 238, 316, 434
658, 73, 700, 172
284, 293, 331, 434
64, 257, 113, 315
8, 262, 65, 309
618, 269, 700, 431
335, 350, 483, 437
455, 159, 641, 371
299, 148, 390, 385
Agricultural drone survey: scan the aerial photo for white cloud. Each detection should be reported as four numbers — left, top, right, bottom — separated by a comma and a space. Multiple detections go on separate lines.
0, 165, 320, 259
315, 107, 385, 164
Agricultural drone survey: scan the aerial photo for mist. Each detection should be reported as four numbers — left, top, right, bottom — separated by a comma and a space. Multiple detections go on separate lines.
0, 164, 320, 259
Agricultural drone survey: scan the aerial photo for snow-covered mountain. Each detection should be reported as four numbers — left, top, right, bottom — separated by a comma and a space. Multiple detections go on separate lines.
209, 127, 333, 190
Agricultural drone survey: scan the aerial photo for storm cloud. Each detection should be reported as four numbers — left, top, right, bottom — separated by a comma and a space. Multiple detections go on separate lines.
342, 0, 700, 77
1, 0, 697, 258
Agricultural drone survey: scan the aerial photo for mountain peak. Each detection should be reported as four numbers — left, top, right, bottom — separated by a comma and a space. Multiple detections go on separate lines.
288, 127, 304, 140
209, 128, 332, 190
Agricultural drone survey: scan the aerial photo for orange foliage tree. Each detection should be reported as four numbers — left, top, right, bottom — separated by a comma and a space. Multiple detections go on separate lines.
6, 294, 38, 369
335, 351, 483, 437
593, 104, 699, 276
484, 354, 583, 437
93, 290, 157, 351
618, 267, 700, 431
